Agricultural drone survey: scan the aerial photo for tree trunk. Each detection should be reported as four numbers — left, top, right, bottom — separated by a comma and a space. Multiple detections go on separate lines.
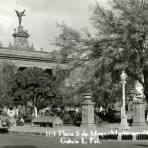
143, 69, 148, 121
34, 106, 38, 117
143, 69, 148, 103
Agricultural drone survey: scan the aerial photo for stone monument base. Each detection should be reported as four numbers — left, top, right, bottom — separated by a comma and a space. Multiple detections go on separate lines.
81, 94, 96, 130
132, 99, 146, 127
119, 113, 130, 130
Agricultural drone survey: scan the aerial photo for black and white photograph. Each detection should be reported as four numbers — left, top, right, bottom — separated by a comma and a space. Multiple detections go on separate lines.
0, 0, 148, 147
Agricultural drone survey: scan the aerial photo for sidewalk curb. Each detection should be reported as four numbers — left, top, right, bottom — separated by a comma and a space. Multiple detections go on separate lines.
9, 130, 46, 136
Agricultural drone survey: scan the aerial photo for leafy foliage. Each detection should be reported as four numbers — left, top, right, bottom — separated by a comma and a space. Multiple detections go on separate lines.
54, 22, 93, 65
0, 62, 16, 107
10, 68, 62, 110
90, 0, 148, 103
53, 0, 148, 107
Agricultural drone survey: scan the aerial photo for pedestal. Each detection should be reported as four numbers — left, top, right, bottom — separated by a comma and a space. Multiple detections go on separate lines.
81, 94, 95, 129
132, 99, 146, 126
119, 107, 130, 130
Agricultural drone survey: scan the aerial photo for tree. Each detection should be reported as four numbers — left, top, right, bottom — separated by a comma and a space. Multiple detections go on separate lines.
57, 61, 96, 106
54, 22, 101, 106
53, 0, 148, 107
0, 62, 16, 107
54, 22, 81, 63
90, 0, 148, 103
54, 22, 123, 106
10, 68, 62, 110
54, 22, 93, 64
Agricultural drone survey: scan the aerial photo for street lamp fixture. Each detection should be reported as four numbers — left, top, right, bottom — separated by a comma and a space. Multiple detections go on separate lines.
120, 70, 126, 82
119, 70, 130, 130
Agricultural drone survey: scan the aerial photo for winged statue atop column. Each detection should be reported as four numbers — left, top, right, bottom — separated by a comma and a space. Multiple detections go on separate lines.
15, 10, 26, 27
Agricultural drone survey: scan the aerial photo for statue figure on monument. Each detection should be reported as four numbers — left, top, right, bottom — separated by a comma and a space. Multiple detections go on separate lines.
15, 9, 26, 27
135, 81, 145, 99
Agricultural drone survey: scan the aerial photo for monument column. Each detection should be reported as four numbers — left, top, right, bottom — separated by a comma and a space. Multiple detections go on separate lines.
12, 10, 32, 51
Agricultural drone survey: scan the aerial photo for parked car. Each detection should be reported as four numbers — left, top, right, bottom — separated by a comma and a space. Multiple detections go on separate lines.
32, 112, 63, 127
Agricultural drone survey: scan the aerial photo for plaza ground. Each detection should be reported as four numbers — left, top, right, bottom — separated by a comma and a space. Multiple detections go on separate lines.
0, 133, 148, 148
0, 123, 147, 148
9, 122, 148, 136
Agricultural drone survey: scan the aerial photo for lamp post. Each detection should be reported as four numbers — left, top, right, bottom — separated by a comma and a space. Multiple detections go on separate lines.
119, 70, 130, 130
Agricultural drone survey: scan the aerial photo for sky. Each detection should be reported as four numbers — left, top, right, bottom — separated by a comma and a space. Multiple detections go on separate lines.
0, 0, 109, 52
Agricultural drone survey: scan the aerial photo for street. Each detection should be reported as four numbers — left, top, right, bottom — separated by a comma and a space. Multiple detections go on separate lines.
0, 134, 148, 148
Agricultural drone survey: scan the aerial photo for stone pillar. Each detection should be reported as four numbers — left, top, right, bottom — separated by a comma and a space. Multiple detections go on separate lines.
132, 99, 146, 126
81, 93, 95, 128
